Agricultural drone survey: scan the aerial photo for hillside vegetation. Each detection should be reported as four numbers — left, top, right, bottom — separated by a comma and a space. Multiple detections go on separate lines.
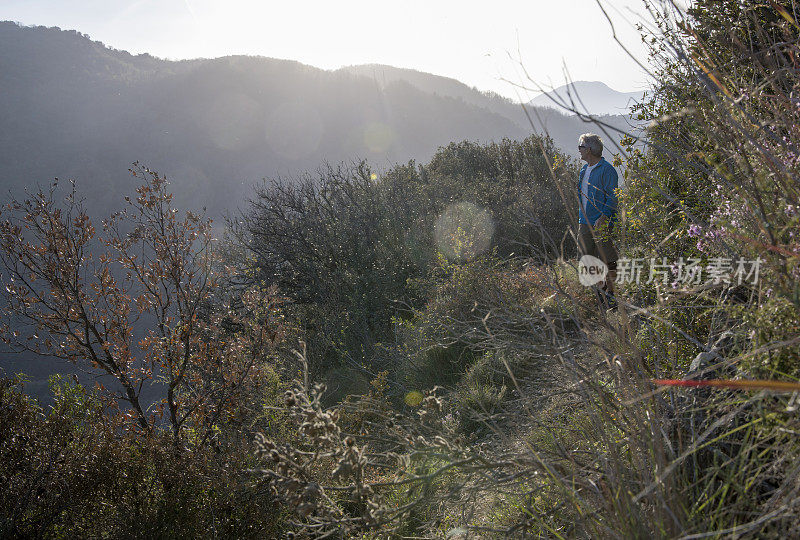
2, 0, 800, 537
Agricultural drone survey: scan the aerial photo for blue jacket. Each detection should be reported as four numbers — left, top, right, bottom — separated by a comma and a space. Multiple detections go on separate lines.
577, 157, 619, 225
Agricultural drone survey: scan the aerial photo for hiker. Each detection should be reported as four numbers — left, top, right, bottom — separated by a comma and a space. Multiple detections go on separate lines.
577, 133, 619, 307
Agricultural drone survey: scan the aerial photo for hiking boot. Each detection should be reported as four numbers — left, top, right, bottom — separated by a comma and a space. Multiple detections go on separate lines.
593, 286, 617, 311
602, 289, 618, 311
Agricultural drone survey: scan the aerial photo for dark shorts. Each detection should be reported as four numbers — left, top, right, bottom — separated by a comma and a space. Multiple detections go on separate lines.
578, 221, 618, 272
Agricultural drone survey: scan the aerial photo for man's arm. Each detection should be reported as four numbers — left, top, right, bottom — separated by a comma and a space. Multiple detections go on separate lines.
593, 166, 618, 226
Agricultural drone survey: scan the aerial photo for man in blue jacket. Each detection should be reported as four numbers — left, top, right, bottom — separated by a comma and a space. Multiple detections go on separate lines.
577, 133, 619, 306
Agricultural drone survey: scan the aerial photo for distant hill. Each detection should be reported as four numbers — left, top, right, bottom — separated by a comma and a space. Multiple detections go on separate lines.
0, 23, 640, 222
0, 23, 643, 220
341, 65, 640, 158
528, 80, 645, 116
0, 22, 523, 217
341, 64, 509, 110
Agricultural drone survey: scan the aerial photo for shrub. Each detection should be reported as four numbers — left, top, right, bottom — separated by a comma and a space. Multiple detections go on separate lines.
237, 135, 572, 383
0, 375, 287, 538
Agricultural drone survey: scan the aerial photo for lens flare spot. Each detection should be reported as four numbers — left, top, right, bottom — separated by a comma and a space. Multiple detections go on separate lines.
404, 390, 423, 407
434, 202, 494, 262
363, 122, 394, 153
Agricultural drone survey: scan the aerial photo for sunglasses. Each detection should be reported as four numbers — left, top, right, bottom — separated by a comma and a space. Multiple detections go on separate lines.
578, 145, 587, 149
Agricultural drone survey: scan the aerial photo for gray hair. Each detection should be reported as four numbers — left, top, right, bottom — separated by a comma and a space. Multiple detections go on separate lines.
579, 133, 603, 157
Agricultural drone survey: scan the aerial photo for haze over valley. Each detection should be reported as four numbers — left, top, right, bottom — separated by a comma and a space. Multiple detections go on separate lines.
0, 22, 638, 222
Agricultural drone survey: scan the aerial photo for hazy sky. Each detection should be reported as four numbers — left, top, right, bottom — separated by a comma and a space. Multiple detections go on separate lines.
1, 0, 661, 102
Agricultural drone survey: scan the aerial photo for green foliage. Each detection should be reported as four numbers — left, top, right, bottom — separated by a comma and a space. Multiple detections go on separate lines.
0, 375, 118, 538
399, 342, 478, 393
742, 295, 800, 379
389, 256, 519, 393
0, 170, 296, 537
240, 135, 571, 383
453, 352, 509, 435
425, 137, 573, 259
0, 375, 286, 538
570, 1, 800, 535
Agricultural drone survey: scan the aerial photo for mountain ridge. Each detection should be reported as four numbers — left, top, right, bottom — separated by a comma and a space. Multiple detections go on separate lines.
528, 80, 645, 116
0, 21, 638, 220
